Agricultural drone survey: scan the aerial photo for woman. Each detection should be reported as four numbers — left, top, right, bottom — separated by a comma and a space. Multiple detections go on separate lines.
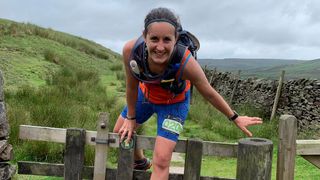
113, 7, 262, 180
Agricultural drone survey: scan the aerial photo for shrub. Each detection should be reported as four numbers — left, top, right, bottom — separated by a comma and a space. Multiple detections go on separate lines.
110, 62, 123, 71
44, 49, 60, 64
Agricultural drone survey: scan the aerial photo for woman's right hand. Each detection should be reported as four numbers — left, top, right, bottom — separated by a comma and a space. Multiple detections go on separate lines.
119, 119, 136, 143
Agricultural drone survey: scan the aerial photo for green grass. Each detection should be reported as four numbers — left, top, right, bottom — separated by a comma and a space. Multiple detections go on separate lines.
1, 19, 125, 172
2, 18, 319, 179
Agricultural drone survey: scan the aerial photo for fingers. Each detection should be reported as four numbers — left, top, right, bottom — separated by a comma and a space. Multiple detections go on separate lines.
235, 116, 263, 137
247, 117, 263, 126
126, 130, 133, 143
241, 127, 252, 137
119, 128, 127, 142
119, 124, 134, 143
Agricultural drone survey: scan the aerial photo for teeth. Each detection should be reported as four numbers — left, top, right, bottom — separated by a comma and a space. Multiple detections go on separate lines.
155, 52, 165, 56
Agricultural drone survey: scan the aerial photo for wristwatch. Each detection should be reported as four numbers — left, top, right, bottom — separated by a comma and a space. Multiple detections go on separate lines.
126, 116, 136, 120
229, 111, 239, 121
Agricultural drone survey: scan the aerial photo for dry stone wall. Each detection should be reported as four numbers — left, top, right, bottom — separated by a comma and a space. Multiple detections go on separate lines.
206, 70, 320, 132
0, 71, 16, 179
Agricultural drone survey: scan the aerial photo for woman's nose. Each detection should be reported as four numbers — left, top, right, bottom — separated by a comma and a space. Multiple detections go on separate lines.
156, 42, 165, 51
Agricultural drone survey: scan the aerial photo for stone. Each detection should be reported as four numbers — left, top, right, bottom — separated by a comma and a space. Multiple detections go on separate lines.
0, 123, 9, 139
0, 144, 13, 161
0, 102, 7, 124
205, 71, 320, 132
0, 140, 7, 153
0, 162, 16, 179
0, 71, 3, 101
0, 101, 9, 138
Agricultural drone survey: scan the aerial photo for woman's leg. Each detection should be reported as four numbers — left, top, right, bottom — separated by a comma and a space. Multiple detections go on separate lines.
150, 136, 176, 180
150, 91, 191, 179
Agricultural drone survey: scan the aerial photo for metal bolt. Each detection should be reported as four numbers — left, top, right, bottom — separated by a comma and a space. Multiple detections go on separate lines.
100, 122, 106, 129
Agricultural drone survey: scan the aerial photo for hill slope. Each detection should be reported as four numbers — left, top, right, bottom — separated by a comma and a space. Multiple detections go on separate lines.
252, 58, 320, 79
0, 18, 122, 92
199, 58, 319, 79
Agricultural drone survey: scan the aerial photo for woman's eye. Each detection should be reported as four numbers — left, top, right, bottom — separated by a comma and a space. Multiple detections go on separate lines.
150, 37, 158, 41
164, 37, 172, 42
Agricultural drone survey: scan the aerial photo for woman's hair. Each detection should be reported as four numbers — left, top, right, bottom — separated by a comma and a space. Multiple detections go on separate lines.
144, 7, 181, 34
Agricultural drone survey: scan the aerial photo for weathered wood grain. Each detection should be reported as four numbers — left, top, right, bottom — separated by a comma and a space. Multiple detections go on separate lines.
64, 128, 86, 180
184, 139, 203, 180
19, 125, 237, 157
18, 161, 235, 180
93, 112, 109, 180
276, 115, 297, 180
296, 140, 320, 155
236, 138, 273, 180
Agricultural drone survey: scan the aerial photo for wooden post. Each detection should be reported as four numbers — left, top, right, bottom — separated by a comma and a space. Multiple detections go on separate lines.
64, 128, 86, 180
270, 70, 285, 121
93, 112, 109, 180
184, 139, 203, 180
230, 70, 241, 105
116, 135, 135, 180
236, 138, 273, 180
276, 115, 297, 180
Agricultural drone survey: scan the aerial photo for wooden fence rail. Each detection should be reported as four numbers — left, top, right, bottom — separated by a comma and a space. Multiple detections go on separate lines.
17, 113, 273, 180
277, 115, 320, 180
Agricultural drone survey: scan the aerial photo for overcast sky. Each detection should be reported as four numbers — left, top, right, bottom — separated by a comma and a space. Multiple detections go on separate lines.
1, 0, 320, 60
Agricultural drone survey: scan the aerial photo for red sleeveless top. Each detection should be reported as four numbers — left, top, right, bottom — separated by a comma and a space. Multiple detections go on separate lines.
139, 50, 191, 104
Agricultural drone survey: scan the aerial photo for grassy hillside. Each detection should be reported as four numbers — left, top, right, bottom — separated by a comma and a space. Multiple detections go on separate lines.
199, 58, 320, 79
0, 18, 126, 167
1, 19, 319, 179
249, 58, 320, 79
0, 18, 122, 92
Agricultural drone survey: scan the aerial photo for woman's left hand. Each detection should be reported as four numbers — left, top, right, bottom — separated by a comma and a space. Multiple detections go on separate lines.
233, 116, 263, 137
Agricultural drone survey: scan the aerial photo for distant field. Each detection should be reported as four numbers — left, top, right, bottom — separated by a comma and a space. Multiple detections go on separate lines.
199, 58, 320, 79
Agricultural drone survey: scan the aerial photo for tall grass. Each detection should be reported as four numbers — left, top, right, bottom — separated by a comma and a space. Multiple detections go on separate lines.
187, 89, 278, 142
6, 64, 121, 165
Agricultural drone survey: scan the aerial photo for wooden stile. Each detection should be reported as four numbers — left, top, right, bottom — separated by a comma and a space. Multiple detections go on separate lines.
19, 125, 238, 157
276, 115, 297, 180
18, 124, 275, 180
93, 112, 109, 180
116, 135, 135, 180
184, 139, 203, 180
236, 138, 273, 180
64, 128, 86, 180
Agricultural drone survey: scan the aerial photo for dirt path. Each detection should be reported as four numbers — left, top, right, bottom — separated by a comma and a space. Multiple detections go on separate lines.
170, 152, 185, 174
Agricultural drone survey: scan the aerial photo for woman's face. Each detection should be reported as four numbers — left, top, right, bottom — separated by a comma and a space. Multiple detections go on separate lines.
144, 22, 177, 65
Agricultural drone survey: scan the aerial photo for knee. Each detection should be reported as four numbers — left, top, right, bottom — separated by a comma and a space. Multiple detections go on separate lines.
153, 153, 171, 169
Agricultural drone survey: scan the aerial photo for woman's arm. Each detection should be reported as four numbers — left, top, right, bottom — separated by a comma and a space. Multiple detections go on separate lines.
119, 39, 139, 142
182, 56, 262, 136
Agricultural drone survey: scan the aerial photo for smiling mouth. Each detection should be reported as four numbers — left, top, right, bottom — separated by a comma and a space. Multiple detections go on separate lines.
154, 51, 166, 57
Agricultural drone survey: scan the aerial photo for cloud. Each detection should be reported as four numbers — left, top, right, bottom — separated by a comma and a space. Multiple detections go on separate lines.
1, 0, 319, 59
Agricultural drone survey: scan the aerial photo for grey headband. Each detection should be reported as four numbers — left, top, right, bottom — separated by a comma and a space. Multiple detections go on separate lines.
144, 18, 177, 30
